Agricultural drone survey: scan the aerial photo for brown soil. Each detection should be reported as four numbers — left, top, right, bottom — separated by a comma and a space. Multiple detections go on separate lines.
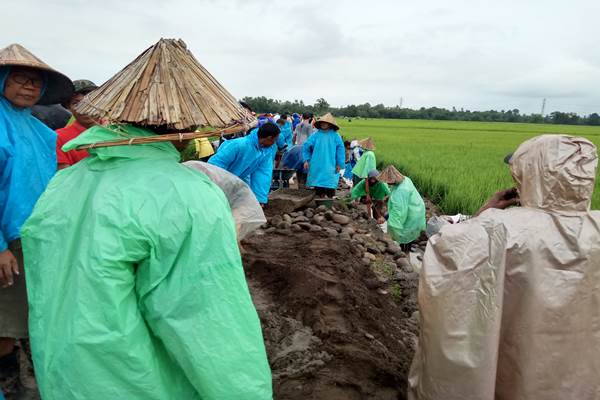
243, 223, 419, 399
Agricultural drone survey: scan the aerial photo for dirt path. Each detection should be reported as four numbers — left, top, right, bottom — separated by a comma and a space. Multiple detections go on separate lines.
243, 203, 422, 399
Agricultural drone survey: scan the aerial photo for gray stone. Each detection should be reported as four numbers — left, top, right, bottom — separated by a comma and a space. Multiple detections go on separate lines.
270, 215, 283, 226
316, 205, 327, 212
341, 227, 356, 236
362, 257, 372, 266
396, 257, 411, 268
305, 210, 314, 219
324, 211, 334, 220
364, 333, 375, 340
292, 215, 309, 223
282, 214, 292, 223
297, 222, 312, 231
312, 215, 325, 224
291, 224, 303, 232
309, 225, 323, 232
323, 227, 338, 236
277, 221, 292, 230
265, 227, 277, 234
332, 214, 351, 225
339, 233, 351, 241
386, 242, 402, 255
363, 252, 376, 261
366, 245, 381, 255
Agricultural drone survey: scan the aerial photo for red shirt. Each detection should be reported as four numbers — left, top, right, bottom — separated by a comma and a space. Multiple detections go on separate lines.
56, 121, 89, 165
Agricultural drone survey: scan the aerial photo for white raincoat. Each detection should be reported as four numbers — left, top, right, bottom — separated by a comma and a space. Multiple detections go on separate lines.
409, 135, 600, 400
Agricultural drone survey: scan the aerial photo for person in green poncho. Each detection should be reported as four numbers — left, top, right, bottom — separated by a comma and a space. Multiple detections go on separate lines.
351, 169, 390, 222
378, 165, 426, 251
351, 137, 376, 185
20, 39, 272, 400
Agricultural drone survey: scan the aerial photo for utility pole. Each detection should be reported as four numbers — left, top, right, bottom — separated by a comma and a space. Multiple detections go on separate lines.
541, 98, 546, 116
399, 97, 403, 108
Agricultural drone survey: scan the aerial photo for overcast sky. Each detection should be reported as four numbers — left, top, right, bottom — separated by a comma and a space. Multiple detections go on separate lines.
3, 0, 600, 114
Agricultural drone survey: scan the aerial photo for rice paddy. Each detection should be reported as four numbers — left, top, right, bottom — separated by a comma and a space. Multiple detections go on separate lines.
337, 118, 600, 214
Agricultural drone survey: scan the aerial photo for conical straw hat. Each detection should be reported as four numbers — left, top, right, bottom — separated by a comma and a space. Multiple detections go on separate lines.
0, 44, 73, 105
75, 38, 252, 131
378, 165, 405, 184
314, 112, 339, 131
358, 137, 376, 151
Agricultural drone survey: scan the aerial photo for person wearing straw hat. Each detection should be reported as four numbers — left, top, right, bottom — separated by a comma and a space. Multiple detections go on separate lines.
20, 39, 271, 400
302, 112, 346, 198
0, 43, 73, 396
378, 165, 426, 251
351, 169, 390, 221
55, 79, 98, 169
352, 137, 377, 185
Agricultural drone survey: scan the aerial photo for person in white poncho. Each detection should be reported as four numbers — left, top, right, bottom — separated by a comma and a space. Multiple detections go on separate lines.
409, 134, 600, 400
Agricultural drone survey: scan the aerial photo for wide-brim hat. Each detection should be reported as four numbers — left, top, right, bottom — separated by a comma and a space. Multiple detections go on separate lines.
378, 165, 405, 184
75, 38, 253, 131
315, 112, 339, 131
0, 43, 74, 105
359, 137, 376, 151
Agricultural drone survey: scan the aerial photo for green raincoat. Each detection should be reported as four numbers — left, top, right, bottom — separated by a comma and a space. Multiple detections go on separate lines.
387, 177, 426, 244
351, 150, 376, 178
21, 125, 272, 400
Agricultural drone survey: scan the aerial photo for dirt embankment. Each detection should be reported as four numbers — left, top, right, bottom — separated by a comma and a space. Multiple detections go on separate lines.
243, 202, 423, 399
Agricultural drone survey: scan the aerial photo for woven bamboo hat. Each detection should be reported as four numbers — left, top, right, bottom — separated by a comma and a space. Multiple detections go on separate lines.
358, 137, 376, 151
75, 38, 252, 131
378, 165, 405, 184
0, 43, 74, 105
314, 112, 339, 131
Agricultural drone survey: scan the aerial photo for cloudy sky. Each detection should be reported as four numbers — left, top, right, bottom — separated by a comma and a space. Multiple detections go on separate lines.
3, 0, 599, 114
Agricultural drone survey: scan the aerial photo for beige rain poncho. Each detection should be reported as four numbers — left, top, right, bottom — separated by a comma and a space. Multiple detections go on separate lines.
409, 134, 600, 400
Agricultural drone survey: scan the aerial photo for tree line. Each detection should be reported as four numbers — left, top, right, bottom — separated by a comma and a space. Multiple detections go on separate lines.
242, 96, 600, 126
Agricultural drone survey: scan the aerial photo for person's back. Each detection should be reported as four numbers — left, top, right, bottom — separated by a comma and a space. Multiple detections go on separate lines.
294, 114, 314, 145
409, 135, 600, 400
22, 125, 272, 399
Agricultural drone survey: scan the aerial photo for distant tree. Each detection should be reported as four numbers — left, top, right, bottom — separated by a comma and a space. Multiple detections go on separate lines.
314, 98, 330, 115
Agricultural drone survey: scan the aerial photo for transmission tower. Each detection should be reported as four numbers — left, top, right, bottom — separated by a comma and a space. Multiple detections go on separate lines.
541, 98, 546, 116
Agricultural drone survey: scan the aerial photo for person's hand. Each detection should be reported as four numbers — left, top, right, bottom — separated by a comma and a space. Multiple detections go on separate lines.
303, 161, 309, 171
476, 187, 519, 216
0, 249, 19, 288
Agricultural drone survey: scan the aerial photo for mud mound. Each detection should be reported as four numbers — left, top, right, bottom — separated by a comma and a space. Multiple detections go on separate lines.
243, 227, 419, 400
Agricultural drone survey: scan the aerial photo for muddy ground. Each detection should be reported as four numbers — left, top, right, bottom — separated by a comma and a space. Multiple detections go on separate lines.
243, 199, 434, 399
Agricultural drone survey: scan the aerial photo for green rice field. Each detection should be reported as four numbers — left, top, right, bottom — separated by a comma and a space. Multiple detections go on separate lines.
337, 119, 600, 214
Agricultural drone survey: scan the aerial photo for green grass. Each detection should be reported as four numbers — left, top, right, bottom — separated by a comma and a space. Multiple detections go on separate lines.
337, 119, 600, 214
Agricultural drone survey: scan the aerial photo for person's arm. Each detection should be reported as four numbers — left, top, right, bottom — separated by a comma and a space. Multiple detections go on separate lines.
302, 135, 314, 170
0, 231, 18, 288
249, 152, 274, 204
476, 188, 519, 216
335, 136, 345, 172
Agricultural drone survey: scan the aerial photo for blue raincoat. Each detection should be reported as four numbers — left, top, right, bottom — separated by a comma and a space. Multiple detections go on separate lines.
209, 130, 275, 203
0, 67, 56, 251
276, 121, 293, 151
302, 129, 345, 189
280, 145, 306, 172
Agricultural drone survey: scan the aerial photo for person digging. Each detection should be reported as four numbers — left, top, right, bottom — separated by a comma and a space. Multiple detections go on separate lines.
351, 169, 390, 222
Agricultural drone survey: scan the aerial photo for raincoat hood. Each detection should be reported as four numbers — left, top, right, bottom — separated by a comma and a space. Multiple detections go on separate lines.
63, 124, 180, 166
510, 134, 597, 212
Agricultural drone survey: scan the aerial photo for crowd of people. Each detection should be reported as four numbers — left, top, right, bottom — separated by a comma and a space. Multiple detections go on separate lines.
1, 38, 599, 400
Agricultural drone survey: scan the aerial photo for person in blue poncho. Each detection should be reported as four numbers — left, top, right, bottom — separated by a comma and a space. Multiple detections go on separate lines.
0, 43, 73, 397
292, 112, 301, 130
302, 113, 345, 198
276, 114, 293, 152
209, 122, 280, 204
